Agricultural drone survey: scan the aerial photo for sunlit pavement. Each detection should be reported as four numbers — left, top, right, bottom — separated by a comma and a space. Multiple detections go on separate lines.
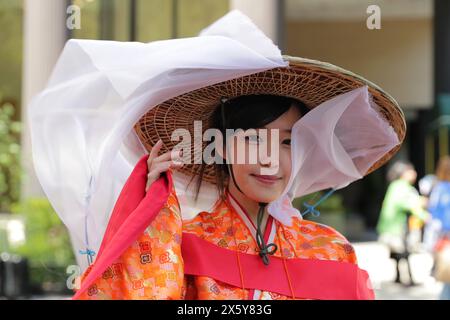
353, 242, 444, 300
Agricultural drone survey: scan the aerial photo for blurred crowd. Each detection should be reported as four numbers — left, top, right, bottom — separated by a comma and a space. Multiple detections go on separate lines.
377, 157, 450, 300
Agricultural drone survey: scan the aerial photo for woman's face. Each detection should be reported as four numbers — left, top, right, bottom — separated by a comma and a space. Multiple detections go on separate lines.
225, 104, 302, 203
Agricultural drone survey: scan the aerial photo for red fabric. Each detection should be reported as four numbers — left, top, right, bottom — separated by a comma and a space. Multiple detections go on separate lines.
72, 154, 172, 299
435, 236, 450, 253
181, 232, 375, 300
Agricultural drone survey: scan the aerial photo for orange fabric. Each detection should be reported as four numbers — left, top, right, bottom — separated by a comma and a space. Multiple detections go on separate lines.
75, 182, 359, 300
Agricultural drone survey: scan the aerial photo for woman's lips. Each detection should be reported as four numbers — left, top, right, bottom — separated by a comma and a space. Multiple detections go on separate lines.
251, 174, 281, 185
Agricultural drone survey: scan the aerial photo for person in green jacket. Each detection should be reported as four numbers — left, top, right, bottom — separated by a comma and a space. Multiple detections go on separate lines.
377, 160, 430, 285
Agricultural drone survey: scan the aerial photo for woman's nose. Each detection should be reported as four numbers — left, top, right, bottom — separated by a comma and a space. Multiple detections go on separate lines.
259, 152, 272, 166
258, 146, 279, 168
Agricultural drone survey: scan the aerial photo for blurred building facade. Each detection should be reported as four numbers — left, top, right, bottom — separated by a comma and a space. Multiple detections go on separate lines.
10, 0, 450, 238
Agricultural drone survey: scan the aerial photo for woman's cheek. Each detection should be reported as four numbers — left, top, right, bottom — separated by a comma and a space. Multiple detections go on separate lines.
280, 148, 292, 181
233, 164, 252, 187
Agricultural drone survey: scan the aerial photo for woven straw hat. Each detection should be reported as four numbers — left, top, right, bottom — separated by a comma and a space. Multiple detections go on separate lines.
134, 56, 406, 184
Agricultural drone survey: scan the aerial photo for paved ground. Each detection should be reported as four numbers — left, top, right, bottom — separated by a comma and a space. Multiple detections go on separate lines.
353, 242, 444, 300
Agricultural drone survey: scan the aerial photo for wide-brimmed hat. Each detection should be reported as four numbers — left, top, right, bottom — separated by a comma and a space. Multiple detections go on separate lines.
134, 55, 406, 185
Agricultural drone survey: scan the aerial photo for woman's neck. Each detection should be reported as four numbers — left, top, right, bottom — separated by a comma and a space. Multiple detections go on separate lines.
227, 180, 269, 232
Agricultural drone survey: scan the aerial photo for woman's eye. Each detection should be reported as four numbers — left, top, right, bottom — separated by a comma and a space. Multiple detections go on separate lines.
245, 135, 263, 144
282, 139, 291, 146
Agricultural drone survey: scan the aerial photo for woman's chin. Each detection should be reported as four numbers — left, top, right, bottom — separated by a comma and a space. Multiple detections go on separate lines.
245, 187, 283, 204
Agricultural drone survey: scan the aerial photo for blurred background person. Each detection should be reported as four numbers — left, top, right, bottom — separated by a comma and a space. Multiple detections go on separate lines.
425, 156, 450, 299
407, 173, 437, 252
419, 174, 438, 249
377, 160, 430, 286
419, 174, 438, 198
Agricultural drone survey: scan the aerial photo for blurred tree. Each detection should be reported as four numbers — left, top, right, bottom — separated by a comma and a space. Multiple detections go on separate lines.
72, 0, 229, 41
0, 0, 23, 114
293, 191, 345, 215
10, 197, 76, 293
177, 0, 229, 38
0, 99, 22, 213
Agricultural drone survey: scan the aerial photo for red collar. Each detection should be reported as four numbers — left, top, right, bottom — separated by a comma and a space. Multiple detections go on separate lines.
226, 190, 273, 241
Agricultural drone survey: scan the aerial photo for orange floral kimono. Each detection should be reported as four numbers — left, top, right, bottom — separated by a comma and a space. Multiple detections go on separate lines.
73, 155, 374, 300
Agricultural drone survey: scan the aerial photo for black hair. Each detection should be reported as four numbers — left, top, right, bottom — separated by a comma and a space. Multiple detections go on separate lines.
191, 94, 309, 202
386, 160, 414, 182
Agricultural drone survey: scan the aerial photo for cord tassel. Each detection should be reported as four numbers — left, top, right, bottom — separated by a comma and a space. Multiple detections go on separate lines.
255, 203, 277, 265
301, 188, 337, 218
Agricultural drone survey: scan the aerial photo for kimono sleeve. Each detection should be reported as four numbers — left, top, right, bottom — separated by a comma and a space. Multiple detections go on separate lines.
75, 183, 185, 300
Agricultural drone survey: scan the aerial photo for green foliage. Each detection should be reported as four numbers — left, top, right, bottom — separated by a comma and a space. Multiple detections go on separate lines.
177, 0, 229, 38
293, 191, 347, 233
0, 0, 23, 106
293, 190, 345, 213
10, 198, 74, 265
73, 0, 229, 41
0, 1, 24, 212
10, 197, 75, 291
0, 99, 22, 213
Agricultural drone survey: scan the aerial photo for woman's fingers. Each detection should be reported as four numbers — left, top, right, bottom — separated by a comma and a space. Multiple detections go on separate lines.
146, 139, 185, 193
151, 159, 184, 176
145, 159, 184, 192
145, 163, 183, 192
147, 139, 163, 168
148, 140, 183, 167
153, 148, 183, 164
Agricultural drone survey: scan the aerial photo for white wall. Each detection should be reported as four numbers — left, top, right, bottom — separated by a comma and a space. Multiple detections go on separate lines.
230, 0, 281, 45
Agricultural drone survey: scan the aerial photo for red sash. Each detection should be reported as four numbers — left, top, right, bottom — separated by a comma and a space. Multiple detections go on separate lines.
182, 232, 375, 300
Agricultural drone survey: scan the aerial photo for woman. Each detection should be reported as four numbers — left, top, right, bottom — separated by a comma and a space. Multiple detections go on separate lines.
73, 69, 404, 300
426, 156, 450, 299
28, 11, 404, 300
377, 161, 429, 285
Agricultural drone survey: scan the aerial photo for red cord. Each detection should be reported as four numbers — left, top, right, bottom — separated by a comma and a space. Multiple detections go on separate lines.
276, 221, 296, 300
230, 210, 247, 299
227, 196, 297, 300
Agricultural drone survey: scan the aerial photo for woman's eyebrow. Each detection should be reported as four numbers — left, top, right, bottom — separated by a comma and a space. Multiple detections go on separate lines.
261, 126, 292, 133
275, 128, 292, 134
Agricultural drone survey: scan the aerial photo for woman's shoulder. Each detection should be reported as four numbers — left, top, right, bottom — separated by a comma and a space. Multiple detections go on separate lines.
181, 198, 229, 229
290, 217, 358, 264
291, 216, 347, 239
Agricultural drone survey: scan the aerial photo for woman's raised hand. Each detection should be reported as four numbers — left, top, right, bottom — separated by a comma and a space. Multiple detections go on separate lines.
145, 139, 184, 193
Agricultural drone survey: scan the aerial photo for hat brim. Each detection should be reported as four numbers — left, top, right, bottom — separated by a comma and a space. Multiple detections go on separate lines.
134, 56, 406, 184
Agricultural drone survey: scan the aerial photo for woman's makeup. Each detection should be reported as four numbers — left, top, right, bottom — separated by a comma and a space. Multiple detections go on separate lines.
250, 173, 282, 185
